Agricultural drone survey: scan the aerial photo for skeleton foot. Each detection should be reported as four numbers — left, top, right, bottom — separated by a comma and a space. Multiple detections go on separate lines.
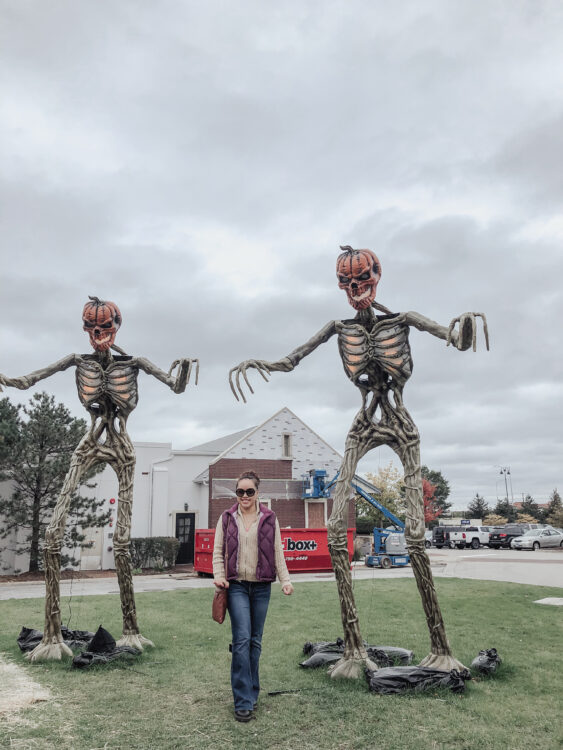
26, 636, 73, 662
116, 633, 154, 650
418, 652, 467, 672
328, 654, 378, 679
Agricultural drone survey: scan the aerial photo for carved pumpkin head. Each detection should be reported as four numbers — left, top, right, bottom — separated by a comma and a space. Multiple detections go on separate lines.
82, 296, 122, 352
336, 245, 381, 310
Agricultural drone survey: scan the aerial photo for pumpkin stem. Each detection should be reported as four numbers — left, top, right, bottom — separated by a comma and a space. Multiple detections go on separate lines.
88, 295, 102, 304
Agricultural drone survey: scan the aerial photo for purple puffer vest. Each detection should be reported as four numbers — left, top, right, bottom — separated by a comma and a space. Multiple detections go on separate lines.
222, 502, 277, 582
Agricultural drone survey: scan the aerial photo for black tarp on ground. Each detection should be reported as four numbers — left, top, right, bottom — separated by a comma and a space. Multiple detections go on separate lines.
300, 648, 392, 668
300, 639, 413, 668
72, 626, 140, 668
303, 638, 344, 656
471, 648, 501, 674
17, 625, 95, 652
365, 665, 471, 694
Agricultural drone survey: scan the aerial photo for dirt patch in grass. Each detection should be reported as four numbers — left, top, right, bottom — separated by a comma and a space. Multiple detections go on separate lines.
0, 654, 50, 717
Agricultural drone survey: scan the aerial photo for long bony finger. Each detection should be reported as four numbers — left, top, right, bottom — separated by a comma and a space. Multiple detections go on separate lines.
228, 369, 240, 402
477, 313, 490, 351
446, 318, 458, 347
236, 368, 250, 403
241, 366, 255, 396
256, 363, 270, 382
168, 359, 180, 377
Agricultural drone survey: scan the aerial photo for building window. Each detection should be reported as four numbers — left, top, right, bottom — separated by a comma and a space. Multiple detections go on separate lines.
282, 433, 292, 458
259, 498, 271, 510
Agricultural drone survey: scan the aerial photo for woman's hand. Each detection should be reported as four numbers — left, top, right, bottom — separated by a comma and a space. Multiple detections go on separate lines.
282, 583, 294, 596
214, 578, 229, 589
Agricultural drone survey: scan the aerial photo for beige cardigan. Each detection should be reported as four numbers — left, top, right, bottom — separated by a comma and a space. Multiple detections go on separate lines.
212, 507, 291, 586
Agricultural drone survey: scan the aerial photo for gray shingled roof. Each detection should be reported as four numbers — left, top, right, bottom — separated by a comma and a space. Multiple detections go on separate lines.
184, 426, 256, 455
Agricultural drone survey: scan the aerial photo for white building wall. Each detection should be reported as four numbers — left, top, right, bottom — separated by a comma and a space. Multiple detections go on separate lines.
223, 408, 343, 480
161, 454, 211, 535
1, 410, 344, 573
90, 442, 172, 570
95, 446, 213, 568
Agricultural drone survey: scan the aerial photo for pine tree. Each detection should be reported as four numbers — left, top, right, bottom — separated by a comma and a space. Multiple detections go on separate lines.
0, 398, 20, 470
0, 392, 109, 572
546, 488, 563, 528
520, 495, 545, 521
494, 498, 517, 523
466, 493, 490, 519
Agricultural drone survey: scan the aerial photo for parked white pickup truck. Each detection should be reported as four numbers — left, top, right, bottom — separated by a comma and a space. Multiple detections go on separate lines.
448, 526, 491, 550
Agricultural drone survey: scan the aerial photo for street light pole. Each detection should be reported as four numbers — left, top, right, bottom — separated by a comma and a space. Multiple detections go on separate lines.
499, 466, 511, 503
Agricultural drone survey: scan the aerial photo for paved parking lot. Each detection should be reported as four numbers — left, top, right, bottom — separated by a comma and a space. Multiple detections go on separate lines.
0, 546, 560, 600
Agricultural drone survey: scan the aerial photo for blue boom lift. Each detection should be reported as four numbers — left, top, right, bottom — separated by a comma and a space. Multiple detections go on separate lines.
302, 470, 410, 569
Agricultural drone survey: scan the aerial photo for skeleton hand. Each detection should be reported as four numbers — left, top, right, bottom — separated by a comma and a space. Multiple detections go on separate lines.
168, 358, 199, 392
447, 312, 490, 352
229, 359, 274, 403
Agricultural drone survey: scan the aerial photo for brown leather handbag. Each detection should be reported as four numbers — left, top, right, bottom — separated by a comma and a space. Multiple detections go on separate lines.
212, 587, 227, 624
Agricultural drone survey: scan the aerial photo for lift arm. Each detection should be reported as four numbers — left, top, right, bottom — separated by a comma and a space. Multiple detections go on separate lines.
324, 473, 404, 530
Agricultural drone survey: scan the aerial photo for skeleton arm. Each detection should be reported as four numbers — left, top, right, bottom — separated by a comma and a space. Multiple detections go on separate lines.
0, 354, 78, 392
135, 357, 199, 394
404, 311, 490, 352
229, 320, 338, 402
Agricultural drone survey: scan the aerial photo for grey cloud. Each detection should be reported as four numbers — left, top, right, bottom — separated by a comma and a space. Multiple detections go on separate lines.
2, 0, 562, 509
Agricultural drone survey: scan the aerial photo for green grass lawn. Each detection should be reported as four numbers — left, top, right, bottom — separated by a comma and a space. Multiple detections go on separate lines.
1, 578, 562, 750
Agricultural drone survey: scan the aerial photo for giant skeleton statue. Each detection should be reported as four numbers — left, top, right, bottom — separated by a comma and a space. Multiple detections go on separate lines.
230, 247, 489, 678
0, 297, 198, 661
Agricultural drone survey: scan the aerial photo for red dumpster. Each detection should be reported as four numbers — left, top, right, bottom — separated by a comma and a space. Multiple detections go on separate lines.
195, 528, 354, 575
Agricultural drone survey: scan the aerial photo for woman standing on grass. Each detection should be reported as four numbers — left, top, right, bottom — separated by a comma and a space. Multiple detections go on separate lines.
213, 470, 293, 722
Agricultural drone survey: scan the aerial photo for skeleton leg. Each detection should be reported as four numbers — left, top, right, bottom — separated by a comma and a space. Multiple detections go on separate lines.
27, 434, 98, 662
327, 409, 381, 679
110, 433, 154, 650
393, 421, 467, 671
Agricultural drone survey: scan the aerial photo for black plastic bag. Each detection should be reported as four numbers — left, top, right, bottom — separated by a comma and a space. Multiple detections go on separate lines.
300, 651, 344, 668
303, 638, 344, 656
300, 647, 394, 669
365, 665, 471, 694
72, 626, 140, 669
471, 648, 501, 674
367, 646, 413, 666
17, 625, 94, 652
301, 639, 413, 668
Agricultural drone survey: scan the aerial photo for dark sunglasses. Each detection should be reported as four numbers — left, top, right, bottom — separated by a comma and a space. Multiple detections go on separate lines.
236, 487, 256, 497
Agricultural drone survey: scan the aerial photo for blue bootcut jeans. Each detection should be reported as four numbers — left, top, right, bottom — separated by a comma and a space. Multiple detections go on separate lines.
227, 580, 272, 711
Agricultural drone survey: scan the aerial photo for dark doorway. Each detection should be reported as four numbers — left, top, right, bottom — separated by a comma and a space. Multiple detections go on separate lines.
175, 513, 195, 564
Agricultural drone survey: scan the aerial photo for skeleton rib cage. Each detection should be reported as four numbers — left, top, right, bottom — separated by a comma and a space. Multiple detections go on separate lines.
337, 315, 413, 390
76, 356, 139, 417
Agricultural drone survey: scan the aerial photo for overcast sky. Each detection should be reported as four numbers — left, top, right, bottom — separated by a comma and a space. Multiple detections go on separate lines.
1, 0, 562, 509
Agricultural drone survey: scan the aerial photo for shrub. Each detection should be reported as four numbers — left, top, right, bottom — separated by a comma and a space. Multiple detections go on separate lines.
356, 518, 374, 534
130, 537, 179, 569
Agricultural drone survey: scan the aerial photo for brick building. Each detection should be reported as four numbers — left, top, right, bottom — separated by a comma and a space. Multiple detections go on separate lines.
201, 407, 354, 530
75, 407, 353, 570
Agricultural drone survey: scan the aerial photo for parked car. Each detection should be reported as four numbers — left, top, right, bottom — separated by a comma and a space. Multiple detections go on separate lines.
511, 527, 563, 550
448, 526, 491, 550
489, 524, 531, 549
432, 526, 465, 549
424, 530, 432, 548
